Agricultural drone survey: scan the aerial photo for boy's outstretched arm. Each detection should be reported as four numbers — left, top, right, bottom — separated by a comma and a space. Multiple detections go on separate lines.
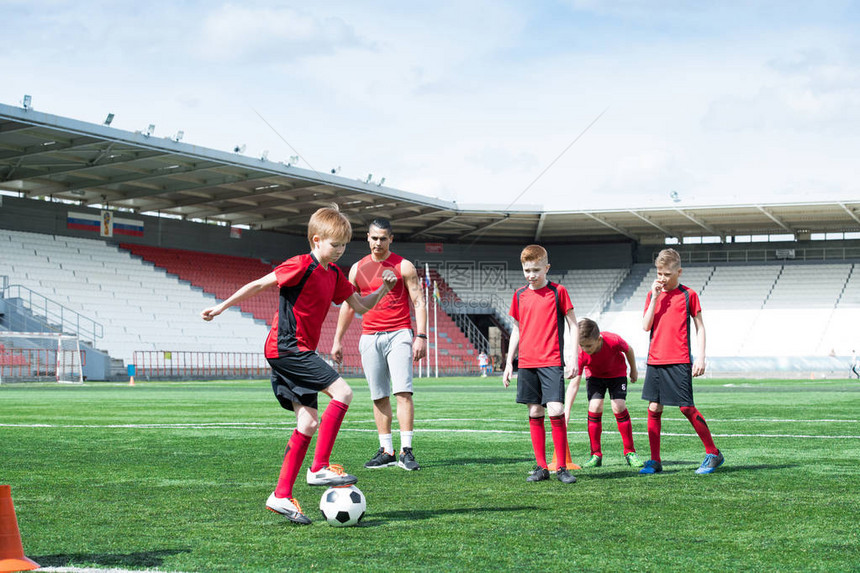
503, 324, 519, 388
564, 375, 581, 426
692, 311, 707, 377
344, 269, 397, 314
201, 271, 277, 321
624, 345, 638, 383
331, 264, 359, 364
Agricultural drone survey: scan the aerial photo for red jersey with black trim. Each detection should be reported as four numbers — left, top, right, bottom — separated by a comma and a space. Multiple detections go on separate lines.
644, 284, 702, 365
354, 252, 413, 334
264, 253, 356, 358
509, 282, 573, 368
578, 331, 629, 378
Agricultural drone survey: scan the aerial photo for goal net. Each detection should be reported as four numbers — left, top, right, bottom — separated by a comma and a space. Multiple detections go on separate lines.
0, 332, 84, 384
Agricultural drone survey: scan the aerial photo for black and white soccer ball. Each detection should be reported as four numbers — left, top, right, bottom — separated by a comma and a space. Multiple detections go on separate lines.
319, 485, 366, 527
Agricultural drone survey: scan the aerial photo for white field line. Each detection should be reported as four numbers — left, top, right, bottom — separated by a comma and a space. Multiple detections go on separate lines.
1, 422, 858, 439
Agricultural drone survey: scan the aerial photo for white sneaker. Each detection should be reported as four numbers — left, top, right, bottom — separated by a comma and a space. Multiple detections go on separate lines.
265, 492, 311, 525
306, 463, 358, 486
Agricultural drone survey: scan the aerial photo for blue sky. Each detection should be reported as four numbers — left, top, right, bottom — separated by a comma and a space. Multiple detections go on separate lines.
2, 1, 859, 211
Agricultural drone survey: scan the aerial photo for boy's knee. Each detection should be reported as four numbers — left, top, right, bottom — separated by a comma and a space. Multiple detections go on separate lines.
679, 406, 697, 418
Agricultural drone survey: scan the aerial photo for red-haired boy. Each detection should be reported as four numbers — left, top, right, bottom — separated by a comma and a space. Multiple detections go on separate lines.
503, 245, 579, 484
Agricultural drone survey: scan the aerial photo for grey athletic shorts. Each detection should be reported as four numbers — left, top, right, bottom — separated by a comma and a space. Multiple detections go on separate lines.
359, 329, 414, 400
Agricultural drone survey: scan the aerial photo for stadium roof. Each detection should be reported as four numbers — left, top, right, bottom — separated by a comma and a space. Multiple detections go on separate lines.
2, 102, 859, 245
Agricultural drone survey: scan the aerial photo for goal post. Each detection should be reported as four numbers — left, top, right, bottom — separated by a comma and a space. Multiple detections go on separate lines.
0, 332, 84, 384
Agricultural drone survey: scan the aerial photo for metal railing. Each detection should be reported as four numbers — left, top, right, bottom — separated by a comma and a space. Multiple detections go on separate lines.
0, 284, 103, 345
670, 246, 860, 264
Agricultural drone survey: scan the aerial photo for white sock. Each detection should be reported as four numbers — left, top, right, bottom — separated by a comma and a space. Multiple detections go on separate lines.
400, 430, 414, 450
379, 433, 394, 454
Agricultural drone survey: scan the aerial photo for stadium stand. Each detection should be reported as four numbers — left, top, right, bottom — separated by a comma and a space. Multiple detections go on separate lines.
1, 229, 268, 367
3, 226, 858, 379
122, 244, 481, 374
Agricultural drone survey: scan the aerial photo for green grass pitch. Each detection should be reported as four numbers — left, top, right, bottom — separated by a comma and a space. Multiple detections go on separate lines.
2, 376, 859, 572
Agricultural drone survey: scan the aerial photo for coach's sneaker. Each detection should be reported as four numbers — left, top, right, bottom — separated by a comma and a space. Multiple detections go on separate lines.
639, 459, 663, 475
582, 454, 602, 468
556, 467, 577, 484
364, 448, 397, 469
266, 492, 311, 525
625, 452, 645, 468
306, 464, 358, 486
695, 451, 725, 474
526, 466, 551, 482
398, 447, 421, 471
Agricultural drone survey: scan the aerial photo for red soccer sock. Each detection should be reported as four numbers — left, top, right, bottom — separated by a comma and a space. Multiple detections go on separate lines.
587, 411, 603, 456
647, 409, 662, 462
680, 406, 719, 455
274, 429, 312, 498
614, 409, 636, 455
549, 415, 568, 468
529, 416, 547, 468
310, 399, 349, 472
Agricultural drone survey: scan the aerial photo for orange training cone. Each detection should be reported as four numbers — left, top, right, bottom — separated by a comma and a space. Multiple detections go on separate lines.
0, 485, 39, 572
549, 446, 581, 471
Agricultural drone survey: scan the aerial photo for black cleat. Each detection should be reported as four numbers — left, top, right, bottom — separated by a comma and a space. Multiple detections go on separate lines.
556, 467, 577, 484
398, 447, 421, 471
364, 448, 397, 469
526, 466, 551, 482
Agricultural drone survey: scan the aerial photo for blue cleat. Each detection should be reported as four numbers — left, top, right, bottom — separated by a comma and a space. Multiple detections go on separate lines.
695, 451, 725, 474
639, 459, 663, 474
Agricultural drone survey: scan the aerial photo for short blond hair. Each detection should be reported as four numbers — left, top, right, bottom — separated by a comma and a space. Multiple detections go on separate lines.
520, 244, 548, 265
655, 248, 681, 270
307, 204, 352, 248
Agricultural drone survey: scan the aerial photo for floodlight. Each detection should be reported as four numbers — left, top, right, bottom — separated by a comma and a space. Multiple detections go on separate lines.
378, 177, 385, 186
365, 173, 373, 183
331, 166, 341, 174
234, 144, 246, 153
261, 150, 269, 161
145, 124, 155, 137
22, 95, 32, 110
175, 130, 184, 142
104, 113, 114, 126
289, 155, 299, 164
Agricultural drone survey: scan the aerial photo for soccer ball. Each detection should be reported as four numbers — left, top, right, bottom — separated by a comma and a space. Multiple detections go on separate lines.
319, 485, 366, 527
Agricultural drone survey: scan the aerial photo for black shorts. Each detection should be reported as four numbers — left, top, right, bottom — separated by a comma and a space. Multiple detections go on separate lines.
268, 351, 341, 411
641, 363, 694, 407
586, 376, 628, 401
516, 366, 564, 406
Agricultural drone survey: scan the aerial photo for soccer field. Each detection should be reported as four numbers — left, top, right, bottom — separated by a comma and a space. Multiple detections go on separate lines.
2, 377, 859, 572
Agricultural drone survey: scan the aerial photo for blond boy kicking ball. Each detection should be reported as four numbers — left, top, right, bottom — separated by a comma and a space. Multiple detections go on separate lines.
201, 205, 397, 524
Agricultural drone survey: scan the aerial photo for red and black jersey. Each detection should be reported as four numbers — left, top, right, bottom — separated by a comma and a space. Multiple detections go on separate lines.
644, 284, 702, 365
579, 331, 630, 378
265, 253, 356, 358
354, 252, 413, 334
509, 282, 573, 368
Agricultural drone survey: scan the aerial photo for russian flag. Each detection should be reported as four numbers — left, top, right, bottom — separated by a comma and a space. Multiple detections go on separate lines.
66, 211, 101, 233
113, 217, 145, 237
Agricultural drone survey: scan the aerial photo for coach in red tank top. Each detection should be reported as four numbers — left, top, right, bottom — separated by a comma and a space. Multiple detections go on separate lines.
331, 218, 428, 471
